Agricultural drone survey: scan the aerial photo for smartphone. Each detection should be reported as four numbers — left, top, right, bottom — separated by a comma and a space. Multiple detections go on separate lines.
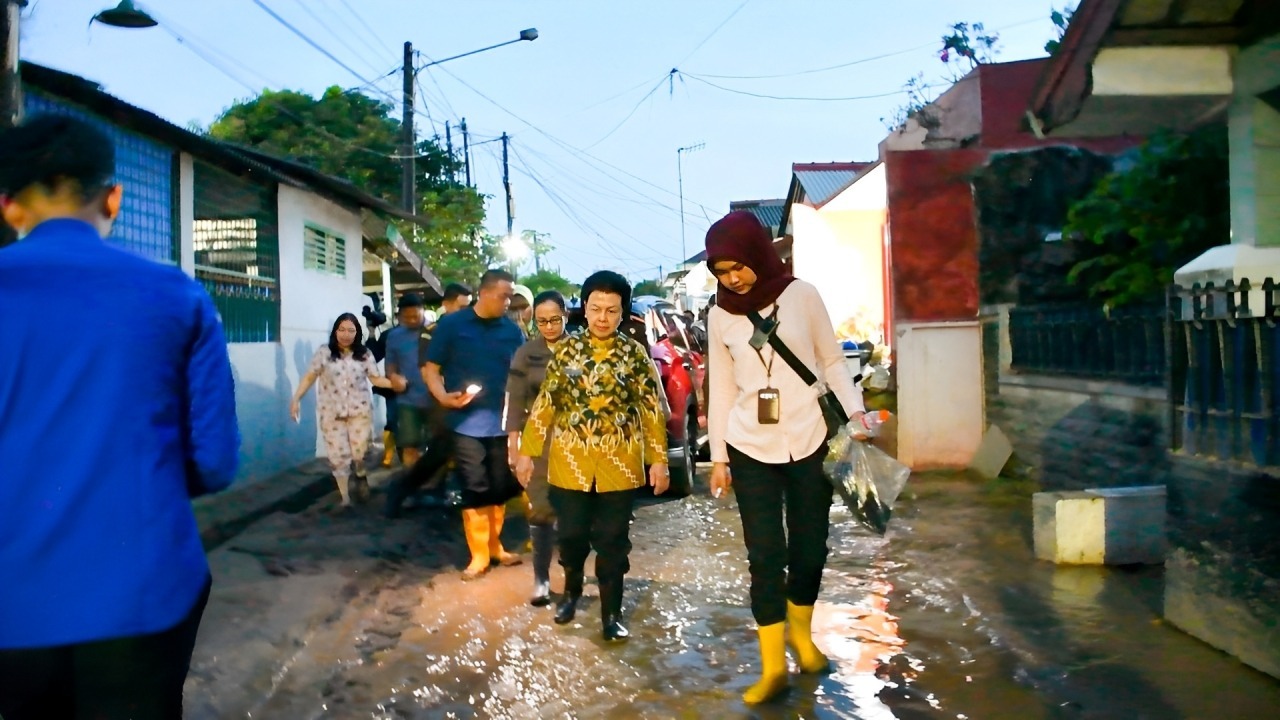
465, 384, 482, 396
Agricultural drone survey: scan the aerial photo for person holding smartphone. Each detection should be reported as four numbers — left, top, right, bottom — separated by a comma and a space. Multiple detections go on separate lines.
416, 269, 527, 580
704, 211, 865, 704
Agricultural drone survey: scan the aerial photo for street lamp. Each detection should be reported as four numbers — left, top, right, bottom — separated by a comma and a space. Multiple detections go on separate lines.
676, 142, 705, 267
400, 28, 539, 215
2, 0, 155, 128
417, 28, 538, 71
503, 233, 529, 277
92, 1, 157, 28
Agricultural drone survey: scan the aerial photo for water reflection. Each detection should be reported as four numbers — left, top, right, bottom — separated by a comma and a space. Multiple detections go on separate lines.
237, 477, 1280, 720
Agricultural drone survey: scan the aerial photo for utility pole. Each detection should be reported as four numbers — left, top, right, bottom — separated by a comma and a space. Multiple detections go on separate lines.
1, 0, 25, 130
445, 121, 453, 179
400, 41, 415, 213
677, 152, 686, 267
501, 131, 513, 238
460, 118, 472, 188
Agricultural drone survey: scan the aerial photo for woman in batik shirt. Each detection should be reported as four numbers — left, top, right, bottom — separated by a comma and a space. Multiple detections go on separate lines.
515, 271, 669, 642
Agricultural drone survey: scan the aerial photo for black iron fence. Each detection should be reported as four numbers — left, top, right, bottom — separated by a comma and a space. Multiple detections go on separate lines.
1168, 279, 1280, 465
1009, 302, 1166, 386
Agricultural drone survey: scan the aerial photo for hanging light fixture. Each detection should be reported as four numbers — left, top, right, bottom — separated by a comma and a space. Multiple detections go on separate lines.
92, 1, 158, 29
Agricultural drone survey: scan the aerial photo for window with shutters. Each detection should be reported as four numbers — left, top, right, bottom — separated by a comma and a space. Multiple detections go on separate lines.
303, 224, 347, 277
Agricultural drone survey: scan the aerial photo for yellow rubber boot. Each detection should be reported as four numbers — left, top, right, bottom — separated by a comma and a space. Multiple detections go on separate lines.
381, 430, 396, 467
461, 508, 491, 580
488, 505, 523, 567
743, 622, 789, 704
787, 601, 831, 673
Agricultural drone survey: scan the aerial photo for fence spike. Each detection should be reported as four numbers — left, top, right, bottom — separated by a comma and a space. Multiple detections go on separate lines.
1240, 278, 1252, 317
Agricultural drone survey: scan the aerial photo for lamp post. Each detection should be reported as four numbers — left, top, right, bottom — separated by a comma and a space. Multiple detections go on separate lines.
402, 29, 537, 214
1, 0, 156, 130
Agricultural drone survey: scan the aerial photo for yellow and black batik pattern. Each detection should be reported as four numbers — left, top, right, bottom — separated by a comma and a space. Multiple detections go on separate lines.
521, 332, 666, 492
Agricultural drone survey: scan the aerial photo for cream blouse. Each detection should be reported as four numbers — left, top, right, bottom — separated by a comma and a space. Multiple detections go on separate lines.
707, 280, 864, 464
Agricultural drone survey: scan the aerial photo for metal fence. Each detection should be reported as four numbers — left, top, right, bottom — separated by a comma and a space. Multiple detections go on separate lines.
1168, 279, 1280, 465
1009, 302, 1166, 386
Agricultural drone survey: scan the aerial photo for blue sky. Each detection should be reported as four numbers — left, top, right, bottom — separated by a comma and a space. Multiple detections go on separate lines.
21, 1, 1062, 283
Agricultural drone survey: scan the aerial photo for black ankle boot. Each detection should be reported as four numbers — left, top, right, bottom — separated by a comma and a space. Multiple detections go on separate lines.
599, 578, 629, 642
602, 614, 629, 641
554, 594, 580, 624
554, 567, 583, 625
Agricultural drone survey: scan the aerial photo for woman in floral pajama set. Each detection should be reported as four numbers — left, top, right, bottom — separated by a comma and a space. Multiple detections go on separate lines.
291, 313, 405, 508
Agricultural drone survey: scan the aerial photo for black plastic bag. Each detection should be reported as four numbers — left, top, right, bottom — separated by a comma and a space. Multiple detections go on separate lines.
828, 435, 911, 535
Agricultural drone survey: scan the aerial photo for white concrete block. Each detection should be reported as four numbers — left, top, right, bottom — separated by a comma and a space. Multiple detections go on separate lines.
1033, 485, 1167, 565
969, 424, 1013, 480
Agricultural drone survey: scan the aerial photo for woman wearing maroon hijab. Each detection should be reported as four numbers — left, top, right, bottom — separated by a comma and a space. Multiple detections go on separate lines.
704, 211, 865, 704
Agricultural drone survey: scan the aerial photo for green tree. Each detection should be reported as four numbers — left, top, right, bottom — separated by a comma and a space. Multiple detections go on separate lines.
1065, 125, 1230, 307
430, 233, 505, 289
1045, 6, 1076, 55
521, 230, 554, 273
633, 279, 666, 298
207, 87, 487, 277
520, 268, 579, 297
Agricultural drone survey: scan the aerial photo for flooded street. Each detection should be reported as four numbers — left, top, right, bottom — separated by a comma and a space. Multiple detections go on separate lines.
187, 470, 1280, 719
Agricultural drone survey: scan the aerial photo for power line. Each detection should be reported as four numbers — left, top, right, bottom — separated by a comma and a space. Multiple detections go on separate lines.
249, 0, 390, 97
571, 72, 673, 115
286, 0, 386, 79
681, 72, 913, 102
511, 144, 679, 266
687, 16, 1046, 81
328, 0, 396, 57
427, 62, 719, 218
581, 72, 672, 150
676, 0, 752, 67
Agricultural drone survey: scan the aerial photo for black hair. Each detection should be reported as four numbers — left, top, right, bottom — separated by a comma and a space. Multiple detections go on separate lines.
479, 268, 514, 290
581, 271, 632, 311
442, 282, 473, 303
361, 304, 387, 328
398, 293, 424, 310
0, 115, 115, 202
328, 313, 369, 361
533, 290, 567, 311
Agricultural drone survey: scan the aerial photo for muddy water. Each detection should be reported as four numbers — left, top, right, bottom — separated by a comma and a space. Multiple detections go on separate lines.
252, 472, 1280, 719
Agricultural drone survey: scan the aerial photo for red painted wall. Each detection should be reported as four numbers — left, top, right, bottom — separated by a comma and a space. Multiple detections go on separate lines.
979, 60, 1140, 153
885, 150, 987, 323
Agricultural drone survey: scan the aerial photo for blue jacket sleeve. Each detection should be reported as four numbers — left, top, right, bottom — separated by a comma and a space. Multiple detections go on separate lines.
186, 289, 241, 496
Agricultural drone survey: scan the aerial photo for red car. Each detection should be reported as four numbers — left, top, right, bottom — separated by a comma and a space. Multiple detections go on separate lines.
567, 296, 707, 496
632, 296, 707, 496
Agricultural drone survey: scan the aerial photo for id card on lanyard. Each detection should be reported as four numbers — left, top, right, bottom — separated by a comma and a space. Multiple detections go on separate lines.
752, 306, 780, 424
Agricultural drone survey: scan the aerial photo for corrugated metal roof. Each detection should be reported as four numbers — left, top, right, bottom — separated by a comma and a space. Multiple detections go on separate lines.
795, 169, 860, 206
730, 199, 785, 233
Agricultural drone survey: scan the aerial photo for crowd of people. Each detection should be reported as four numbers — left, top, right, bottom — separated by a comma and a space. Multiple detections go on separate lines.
1, 115, 868, 716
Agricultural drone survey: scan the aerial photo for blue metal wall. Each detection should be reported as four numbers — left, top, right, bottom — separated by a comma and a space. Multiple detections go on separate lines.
23, 92, 178, 264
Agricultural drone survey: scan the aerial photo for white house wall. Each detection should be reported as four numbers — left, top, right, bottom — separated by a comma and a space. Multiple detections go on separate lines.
791, 164, 889, 345
228, 185, 373, 485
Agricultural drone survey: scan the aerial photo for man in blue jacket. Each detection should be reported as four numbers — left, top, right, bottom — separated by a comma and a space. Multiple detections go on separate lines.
0, 116, 240, 718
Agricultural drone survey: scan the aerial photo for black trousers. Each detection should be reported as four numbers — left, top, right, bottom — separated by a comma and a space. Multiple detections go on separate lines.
0, 575, 212, 720
399, 423, 456, 494
550, 485, 637, 587
452, 434, 520, 509
728, 444, 832, 626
